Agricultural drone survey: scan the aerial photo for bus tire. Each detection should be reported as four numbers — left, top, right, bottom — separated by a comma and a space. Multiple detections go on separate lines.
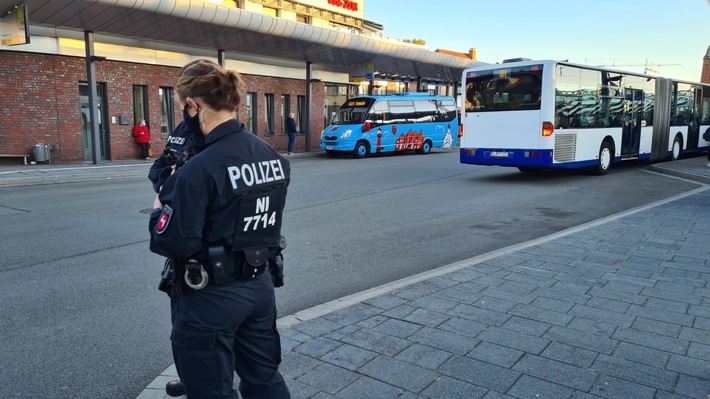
354, 142, 369, 159
326, 150, 338, 158
594, 141, 613, 175
671, 135, 682, 160
415, 140, 432, 154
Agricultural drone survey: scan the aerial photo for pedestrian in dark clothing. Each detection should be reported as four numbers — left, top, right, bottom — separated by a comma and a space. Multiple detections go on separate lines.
286, 112, 297, 155
148, 59, 291, 399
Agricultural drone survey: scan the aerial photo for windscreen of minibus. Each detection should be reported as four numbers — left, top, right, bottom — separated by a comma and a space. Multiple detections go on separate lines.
330, 98, 375, 125
464, 64, 543, 112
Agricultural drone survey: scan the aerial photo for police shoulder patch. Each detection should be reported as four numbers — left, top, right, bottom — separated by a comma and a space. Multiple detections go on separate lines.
156, 205, 173, 234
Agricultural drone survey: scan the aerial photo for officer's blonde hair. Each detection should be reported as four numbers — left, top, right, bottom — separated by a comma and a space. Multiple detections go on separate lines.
176, 59, 244, 113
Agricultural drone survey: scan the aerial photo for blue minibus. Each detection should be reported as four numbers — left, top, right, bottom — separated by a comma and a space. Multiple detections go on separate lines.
320, 92, 458, 158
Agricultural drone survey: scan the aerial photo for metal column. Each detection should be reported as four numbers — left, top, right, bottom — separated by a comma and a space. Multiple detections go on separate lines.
84, 31, 101, 165
305, 62, 312, 152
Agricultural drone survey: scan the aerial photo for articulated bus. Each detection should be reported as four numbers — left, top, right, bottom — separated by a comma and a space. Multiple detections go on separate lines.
460, 59, 710, 174
320, 93, 458, 159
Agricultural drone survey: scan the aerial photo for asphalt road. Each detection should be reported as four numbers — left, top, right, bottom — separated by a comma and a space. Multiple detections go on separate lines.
0, 150, 701, 398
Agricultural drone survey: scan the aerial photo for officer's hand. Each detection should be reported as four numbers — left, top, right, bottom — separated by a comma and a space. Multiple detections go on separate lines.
170, 165, 177, 176
153, 194, 162, 209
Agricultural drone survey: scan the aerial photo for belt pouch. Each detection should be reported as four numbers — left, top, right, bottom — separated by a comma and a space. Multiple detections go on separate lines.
242, 247, 268, 279
208, 245, 228, 284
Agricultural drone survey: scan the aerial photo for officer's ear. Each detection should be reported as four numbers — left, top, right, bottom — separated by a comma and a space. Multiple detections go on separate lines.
186, 97, 201, 113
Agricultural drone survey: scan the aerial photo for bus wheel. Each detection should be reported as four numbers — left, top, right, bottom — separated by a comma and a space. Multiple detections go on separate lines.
594, 141, 612, 175
326, 150, 338, 158
671, 136, 682, 160
354, 142, 369, 159
416, 140, 432, 154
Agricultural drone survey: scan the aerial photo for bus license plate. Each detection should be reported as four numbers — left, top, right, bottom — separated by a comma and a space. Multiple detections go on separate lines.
490, 151, 509, 158
326, 146, 334, 150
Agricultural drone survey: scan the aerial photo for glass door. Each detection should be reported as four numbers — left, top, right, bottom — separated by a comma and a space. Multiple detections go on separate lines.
79, 83, 110, 161
622, 88, 643, 156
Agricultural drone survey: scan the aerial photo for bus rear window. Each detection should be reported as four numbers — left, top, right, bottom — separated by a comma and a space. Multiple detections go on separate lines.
331, 98, 375, 125
464, 65, 543, 112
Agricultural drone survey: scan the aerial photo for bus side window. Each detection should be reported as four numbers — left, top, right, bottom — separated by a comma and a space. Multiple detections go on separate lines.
371, 101, 389, 127
414, 100, 437, 123
437, 100, 457, 122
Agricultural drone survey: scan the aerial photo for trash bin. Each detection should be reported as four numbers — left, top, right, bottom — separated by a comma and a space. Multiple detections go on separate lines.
33, 143, 49, 162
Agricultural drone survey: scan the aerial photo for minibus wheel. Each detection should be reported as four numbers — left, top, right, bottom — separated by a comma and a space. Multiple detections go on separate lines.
415, 140, 432, 154
354, 142, 369, 159
594, 141, 612, 175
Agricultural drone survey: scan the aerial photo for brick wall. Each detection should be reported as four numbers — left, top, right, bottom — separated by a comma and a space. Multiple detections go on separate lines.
0, 51, 324, 165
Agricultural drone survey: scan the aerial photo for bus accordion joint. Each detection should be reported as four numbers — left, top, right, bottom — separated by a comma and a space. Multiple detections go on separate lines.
541, 121, 554, 137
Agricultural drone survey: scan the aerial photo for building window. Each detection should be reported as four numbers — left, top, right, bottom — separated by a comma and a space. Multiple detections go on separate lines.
296, 14, 309, 24
133, 85, 148, 127
246, 92, 257, 133
297, 95, 306, 134
263, 6, 277, 17
159, 87, 174, 137
264, 93, 274, 135
281, 94, 290, 134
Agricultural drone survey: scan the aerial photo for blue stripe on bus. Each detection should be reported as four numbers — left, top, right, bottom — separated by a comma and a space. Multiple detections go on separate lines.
459, 148, 607, 169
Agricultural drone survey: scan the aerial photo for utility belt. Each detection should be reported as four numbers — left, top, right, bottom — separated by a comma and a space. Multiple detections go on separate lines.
159, 237, 286, 293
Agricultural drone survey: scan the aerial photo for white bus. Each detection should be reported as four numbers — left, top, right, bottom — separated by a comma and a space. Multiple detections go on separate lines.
460, 59, 710, 174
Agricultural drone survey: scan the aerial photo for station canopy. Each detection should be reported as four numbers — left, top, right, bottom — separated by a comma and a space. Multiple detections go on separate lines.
0, 0, 484, 83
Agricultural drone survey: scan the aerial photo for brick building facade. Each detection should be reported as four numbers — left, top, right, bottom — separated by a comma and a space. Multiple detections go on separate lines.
0, 50, 323, 164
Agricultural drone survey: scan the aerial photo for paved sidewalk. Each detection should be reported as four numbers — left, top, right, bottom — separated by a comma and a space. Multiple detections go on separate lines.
0, 151, 319, 187
134, 156, 710, 399
2, 154, 709, 398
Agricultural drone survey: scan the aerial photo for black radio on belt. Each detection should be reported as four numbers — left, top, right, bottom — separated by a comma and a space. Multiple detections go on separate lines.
268, 236, 287, 288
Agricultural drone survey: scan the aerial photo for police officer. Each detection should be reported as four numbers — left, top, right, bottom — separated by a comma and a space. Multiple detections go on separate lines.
148, 63, 206, 193
148, 59, 291, 399
148, 59, 214, 398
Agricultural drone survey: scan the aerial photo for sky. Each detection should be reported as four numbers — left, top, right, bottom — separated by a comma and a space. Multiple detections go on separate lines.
364, 0, 710, 82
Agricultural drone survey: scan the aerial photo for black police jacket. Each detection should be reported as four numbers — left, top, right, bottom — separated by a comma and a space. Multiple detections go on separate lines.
148, 121, 203, 193
148, 119, 290, 261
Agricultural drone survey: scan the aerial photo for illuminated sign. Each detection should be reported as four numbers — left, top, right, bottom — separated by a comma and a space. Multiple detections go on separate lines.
327, 0, 359, 11
298, 0, 363, 18
0, 5, 30, 47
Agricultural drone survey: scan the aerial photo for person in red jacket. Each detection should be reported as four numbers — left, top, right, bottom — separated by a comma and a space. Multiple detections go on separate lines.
133, 119, 151, 159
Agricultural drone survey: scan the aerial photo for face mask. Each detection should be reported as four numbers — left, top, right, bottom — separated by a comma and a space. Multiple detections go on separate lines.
183, 105, 202, 133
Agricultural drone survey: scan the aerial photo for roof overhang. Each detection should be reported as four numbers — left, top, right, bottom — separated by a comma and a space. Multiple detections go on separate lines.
1, 0, 485, 82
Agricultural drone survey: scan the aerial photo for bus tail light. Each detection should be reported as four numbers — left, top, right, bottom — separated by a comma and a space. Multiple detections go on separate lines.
542, 121, 554, 137
458, 124, 463, 137
362, 121, 371, 132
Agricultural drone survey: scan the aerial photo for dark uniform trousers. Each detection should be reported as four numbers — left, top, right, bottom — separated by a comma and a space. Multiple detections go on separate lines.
170, 270, 290, 399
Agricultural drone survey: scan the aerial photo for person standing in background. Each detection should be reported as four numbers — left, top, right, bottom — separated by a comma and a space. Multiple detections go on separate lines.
286, 112, 298, 155
133, 119, 151, 159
